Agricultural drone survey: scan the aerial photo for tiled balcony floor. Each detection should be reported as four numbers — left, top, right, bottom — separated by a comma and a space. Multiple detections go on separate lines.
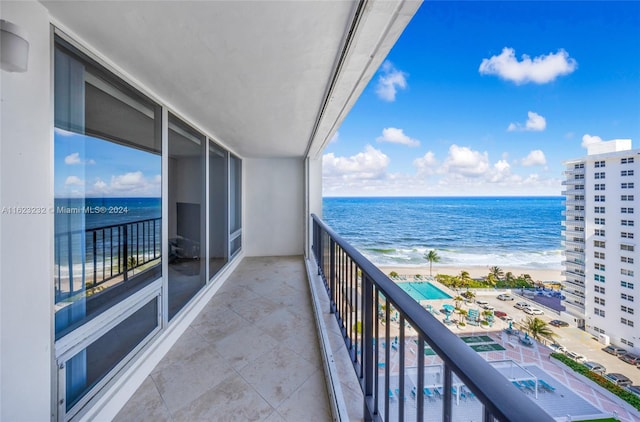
115, 256, 332, 421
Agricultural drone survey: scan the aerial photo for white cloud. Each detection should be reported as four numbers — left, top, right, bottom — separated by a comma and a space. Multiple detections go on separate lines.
581, 133, 603, 148
85, 171, 161, 196
413, 151, 438, 175
521, 150, 547, 166
441, 145, 490, 177
508, 111, 546, 132
65, 175, 84, 186
323, 145, 389, 180
64, 152, 95, 165
487, 159, 514, 183
375, 61, 407, 102
93, 179, 108, 193
479, 47, 577, 84
376, 127, 420, 147
65, 153, 81, 165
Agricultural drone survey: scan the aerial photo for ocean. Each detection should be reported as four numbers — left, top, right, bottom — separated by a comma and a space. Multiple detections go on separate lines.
322, 196, 563, 270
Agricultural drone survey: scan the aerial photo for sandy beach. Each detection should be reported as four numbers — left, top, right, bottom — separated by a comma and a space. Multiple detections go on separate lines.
377, 264, 562, 283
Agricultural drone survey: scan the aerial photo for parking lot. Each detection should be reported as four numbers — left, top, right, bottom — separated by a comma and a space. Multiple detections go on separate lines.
473, 292, 640, 386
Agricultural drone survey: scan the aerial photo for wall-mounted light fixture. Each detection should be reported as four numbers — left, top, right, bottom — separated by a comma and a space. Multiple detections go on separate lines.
1, 19, 29, 72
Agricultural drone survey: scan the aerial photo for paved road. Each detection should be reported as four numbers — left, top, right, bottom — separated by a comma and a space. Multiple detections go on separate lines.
472, 292, 640, 386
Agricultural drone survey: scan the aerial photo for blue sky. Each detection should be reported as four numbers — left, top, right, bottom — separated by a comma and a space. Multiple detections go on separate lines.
55, 129, 161, 198
323, 1, 640, 196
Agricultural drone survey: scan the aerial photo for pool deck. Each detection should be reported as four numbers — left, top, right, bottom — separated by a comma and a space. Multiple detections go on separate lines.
378, 286, 640, 422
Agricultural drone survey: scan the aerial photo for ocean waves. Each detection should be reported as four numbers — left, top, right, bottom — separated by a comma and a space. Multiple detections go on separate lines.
323, 196, 564, 270
361, 246, 562, 269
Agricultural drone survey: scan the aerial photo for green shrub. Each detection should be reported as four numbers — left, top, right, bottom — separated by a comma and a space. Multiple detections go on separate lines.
550, 353, 640, 411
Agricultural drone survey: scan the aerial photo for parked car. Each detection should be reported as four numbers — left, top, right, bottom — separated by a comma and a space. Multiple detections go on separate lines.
583, 361, 606, 374
482, 305, 495, 311
565, 351, 587, 363
514, 301, 530, 310
494, 310, 507, 319
619, 353, 640, 365
549, 319, 569, 327
549, 343, 567, 353
627, 385, 640, 398
602, 345, 627, 356
497, 294, 514, 301
523, 307, 544, 315
604, 373, 632, 387
475, 300, 489, 307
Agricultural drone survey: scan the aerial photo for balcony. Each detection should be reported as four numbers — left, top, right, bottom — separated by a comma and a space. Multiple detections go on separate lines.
561, 209, 585, 218
562, 269, 586, 280
563, 168, 585, 176
116, 216, 555, 422
115, 256, 334, 421
561, 188, 585, 196
562, 249, 585, 261
562, 199, 585, 207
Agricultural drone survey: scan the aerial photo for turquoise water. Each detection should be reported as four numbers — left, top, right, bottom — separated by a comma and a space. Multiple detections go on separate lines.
398, 282, 451, 301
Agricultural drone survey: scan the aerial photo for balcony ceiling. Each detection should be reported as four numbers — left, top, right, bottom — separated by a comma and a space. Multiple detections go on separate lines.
42, 1, 420, 158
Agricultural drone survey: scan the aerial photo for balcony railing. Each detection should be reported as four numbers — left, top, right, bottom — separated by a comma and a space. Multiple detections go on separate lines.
55, 217, 161, 301
311, 214, 553, 422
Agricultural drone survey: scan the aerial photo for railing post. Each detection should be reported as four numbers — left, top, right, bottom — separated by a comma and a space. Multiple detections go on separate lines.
92, 230, 97, 286
123, 224, 129, 281
329, 237, 336, 314
362, 274, 374, 421
443, 363, 452, 422
417, 334, 424, 422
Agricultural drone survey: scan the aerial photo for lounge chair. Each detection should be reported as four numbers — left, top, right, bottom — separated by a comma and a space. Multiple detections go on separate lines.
539, 379, 555, 392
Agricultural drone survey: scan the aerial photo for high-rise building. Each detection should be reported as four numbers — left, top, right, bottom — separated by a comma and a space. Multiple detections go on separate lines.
562, 140, 639, 353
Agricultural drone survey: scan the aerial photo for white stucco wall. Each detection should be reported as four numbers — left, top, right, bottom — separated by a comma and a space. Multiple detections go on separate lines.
244, 158, 304, 256
0, 1, 54, 420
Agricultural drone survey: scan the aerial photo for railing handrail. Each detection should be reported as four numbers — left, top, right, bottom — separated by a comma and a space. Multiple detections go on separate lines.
311, 213, 554, 422
54, 217, 161, 237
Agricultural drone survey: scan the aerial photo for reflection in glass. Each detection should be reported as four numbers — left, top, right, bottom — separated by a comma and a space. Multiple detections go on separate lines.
54, 42, 162, 338
168, 114, 206, 319
209, 141, 228, 278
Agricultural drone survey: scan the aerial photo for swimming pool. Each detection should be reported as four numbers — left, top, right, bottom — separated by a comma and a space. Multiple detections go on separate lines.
398, 282, 451, 301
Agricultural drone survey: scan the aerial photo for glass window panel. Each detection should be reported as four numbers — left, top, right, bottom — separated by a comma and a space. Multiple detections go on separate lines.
229, 154, 242, 258
54, 39, 162, 338
168, 113, 206, 319
229, 154, 242, 234
65, 298, 158, 412
209, 141, 228, 278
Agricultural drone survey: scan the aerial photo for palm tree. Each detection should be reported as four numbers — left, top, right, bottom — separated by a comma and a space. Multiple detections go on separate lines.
457, 308, 468, 324
505, 271, 515, 287
453, 295, 464, 309
424, 250, 440, 277
459, 270, 472, 290
489, 266, 504, 281
485, 273, 497, 287
450, 276, 462, 292
524, 317, 555, 342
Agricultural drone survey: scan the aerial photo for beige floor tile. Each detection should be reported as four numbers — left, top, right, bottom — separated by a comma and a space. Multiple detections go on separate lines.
171, 373, 273, 422
211, 323, 279, 371
238, 344, 319, 408
275, 368, 332, 422
152, 347, 233, 413
113, 377, 172, 422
